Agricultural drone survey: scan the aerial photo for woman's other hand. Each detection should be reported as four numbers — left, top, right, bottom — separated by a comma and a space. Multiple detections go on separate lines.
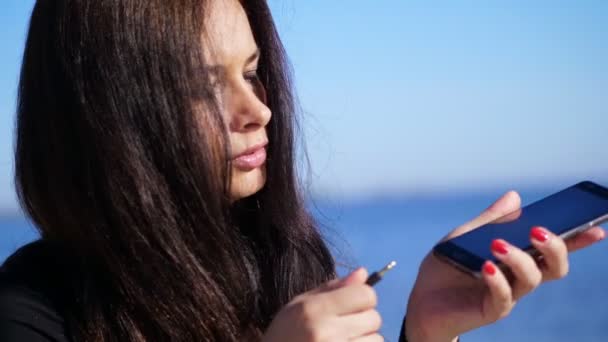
405, 191, 606, 342
263, 268, 383, 342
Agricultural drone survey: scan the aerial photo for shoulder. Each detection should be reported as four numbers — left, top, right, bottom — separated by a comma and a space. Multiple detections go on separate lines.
0, 240, 72, 342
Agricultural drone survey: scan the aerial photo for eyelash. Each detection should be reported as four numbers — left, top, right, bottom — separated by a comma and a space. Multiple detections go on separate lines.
244, 70, 260, 84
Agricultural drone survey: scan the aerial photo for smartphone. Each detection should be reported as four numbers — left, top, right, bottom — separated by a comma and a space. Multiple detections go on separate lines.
433, 181, 608, 278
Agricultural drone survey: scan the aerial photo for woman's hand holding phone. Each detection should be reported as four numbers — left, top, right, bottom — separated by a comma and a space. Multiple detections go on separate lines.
405, 191, 606, 342
262, 268, 383, 342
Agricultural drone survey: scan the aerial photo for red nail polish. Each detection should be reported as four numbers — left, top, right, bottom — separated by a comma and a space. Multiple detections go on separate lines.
483, 261, 496, 275
491, 240, 509, 254
531, 227, 549, 242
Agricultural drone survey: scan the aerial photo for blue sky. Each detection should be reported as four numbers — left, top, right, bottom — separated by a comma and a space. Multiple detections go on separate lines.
1, 0, 607, 211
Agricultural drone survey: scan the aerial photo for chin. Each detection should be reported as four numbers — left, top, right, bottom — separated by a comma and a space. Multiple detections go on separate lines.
229, 166, 267, 201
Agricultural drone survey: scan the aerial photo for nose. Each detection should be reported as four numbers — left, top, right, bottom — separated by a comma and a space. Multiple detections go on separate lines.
226, 80, 271, 132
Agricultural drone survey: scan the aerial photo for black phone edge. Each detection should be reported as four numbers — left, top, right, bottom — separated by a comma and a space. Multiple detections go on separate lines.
433, 242, 486, 278
433, 180, 608, 279
578, 180, 608, 200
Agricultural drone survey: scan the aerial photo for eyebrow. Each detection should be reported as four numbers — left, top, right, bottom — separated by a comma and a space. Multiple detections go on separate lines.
245, 48, 261, 66
203, 48, 261, 74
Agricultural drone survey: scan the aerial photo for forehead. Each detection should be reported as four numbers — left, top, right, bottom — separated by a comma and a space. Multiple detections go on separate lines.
203, 0, 258, 65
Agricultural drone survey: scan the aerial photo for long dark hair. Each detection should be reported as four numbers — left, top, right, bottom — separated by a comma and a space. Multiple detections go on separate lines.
14, 0, 335, 340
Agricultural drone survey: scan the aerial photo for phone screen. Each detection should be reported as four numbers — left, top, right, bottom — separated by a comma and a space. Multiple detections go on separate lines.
447, 182, 608, 262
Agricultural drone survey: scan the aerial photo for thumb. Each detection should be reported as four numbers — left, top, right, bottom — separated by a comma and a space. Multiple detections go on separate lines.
318, 267, 369, 292
443, 190, 522, 241
340, 267, 368, 286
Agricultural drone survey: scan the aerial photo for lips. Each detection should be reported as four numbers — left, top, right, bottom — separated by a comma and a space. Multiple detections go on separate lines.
232, 141, 268, 170
233, 141, 268, 159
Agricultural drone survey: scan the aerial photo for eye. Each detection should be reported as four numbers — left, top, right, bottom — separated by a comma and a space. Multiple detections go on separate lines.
243, 69, 267, 103
243, 70, 260, 85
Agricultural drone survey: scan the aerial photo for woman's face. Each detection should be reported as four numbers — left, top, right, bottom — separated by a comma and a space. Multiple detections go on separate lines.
204, 0, 271, 202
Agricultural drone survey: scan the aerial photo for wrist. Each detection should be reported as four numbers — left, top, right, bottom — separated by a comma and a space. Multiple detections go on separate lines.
403, 313, 459, 342
406, 331, 459, 342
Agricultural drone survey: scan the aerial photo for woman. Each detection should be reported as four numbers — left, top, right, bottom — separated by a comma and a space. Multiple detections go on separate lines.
1, 0, 604, 341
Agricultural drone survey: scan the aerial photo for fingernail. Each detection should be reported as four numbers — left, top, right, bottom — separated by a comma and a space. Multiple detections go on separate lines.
491, 239, 509, 254
531, 226, 549, 243
349, 267, 367, 280
348, 267, 363, 277
339, 268, 360, 284
483, 261, 496, 275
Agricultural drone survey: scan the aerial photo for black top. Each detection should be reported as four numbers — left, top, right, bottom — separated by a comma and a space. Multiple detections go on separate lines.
0, 240, 410, 341
0, 240, 71, 341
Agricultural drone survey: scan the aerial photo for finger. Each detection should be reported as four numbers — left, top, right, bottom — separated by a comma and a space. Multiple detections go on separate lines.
490, 239, 542, 300
316, 283, 377, 315
530, 227, 569, 281
445, 191, 521, 240
564, 226, 606, 252
351, 333, 384, 342
340, 309, 382, 339
481, 260, 514, 322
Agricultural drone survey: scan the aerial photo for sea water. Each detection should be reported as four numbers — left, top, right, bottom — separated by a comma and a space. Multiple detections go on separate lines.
1, 188, 606, 341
